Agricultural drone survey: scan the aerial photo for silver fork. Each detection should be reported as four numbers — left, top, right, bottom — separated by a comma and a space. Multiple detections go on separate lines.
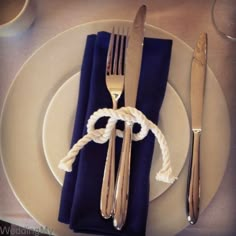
100, 27, 126, 219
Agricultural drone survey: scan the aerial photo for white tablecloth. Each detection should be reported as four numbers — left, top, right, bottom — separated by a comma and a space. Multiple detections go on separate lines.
0, 0, 236, 235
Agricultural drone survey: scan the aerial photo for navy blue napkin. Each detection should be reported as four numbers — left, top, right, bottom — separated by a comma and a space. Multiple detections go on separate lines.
58, 31, 172, 236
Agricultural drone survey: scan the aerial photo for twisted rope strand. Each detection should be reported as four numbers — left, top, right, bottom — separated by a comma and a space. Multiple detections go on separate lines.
58, 107, 177, 184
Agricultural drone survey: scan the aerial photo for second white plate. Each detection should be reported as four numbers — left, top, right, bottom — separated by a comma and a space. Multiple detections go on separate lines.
42, 72, 190, 201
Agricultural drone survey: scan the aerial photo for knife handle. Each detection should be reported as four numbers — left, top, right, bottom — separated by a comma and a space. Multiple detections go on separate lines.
113, 123, 132, 230
186, 130, 201, 224
100, 128, 115, 219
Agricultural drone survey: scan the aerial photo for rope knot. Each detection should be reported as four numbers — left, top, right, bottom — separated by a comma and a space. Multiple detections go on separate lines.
58, 107, 177, 184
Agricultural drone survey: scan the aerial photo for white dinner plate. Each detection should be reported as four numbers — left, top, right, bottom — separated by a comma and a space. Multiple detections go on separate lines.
0, 20, 231, 236
42, 72, 190, 201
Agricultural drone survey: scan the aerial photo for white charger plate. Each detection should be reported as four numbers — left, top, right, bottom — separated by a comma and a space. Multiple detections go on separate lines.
42, 72, 190, 201
0, 20, 230, 236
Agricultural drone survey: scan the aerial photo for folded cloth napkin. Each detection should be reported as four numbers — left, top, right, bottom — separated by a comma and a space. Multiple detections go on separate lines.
58, 31, 172, 236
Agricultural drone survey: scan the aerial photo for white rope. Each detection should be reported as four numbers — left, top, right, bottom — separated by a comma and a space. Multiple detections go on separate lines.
58, 107, 177, 184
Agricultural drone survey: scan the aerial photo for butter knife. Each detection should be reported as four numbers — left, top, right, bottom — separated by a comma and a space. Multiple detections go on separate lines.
113, 5, 146, 230
186, 32, 207, 225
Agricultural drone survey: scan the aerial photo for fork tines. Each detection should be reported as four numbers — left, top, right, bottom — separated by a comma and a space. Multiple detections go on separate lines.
106, 27, 126, 76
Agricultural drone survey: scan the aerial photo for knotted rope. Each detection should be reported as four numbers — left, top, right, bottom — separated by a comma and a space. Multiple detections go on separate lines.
58, 106, 177, 184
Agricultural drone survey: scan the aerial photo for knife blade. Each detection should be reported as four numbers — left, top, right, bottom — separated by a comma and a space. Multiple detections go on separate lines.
186, 32, 207, 225
113, 5, 146, 230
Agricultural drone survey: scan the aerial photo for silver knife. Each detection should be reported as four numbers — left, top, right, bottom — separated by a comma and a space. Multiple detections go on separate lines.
186, 32, 207, 225
113, 5, 146, 230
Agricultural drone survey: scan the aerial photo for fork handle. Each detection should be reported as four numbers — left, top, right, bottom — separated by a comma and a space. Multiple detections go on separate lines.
113, 123, 132, 230
100, 128, 116, 219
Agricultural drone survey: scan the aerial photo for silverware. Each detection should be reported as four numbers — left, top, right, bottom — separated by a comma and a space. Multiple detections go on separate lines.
186, 32, 207, 225
113, 5, 146, 230
100, 28, 126, 219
